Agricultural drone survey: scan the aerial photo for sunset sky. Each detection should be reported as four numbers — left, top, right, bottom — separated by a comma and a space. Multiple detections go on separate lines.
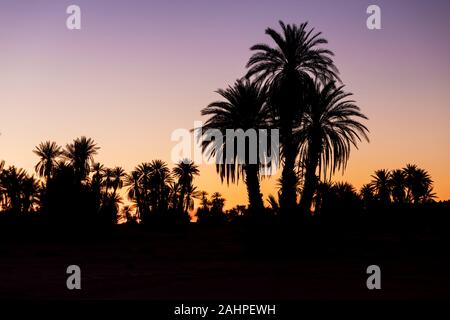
1, 0, 450, 208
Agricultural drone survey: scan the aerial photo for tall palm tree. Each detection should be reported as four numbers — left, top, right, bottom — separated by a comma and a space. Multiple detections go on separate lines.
297, 81, 369, 214
370, 169, 392, 205
63, 136, 99, 183
33, 141, 62, 182
199, 79, 269, 213
173, 159, 199, 213
246, 21, 339, 216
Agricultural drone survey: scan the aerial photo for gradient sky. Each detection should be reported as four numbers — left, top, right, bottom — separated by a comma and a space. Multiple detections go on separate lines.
1, 0, 450, 208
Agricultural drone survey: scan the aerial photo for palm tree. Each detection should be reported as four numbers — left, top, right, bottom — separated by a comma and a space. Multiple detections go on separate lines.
103, 168, 114, 192
210, 192, 225, 215
173, 159, 199, 213
63, 136, 99, 183
246, 21, 339, 216
0, 166, 38, 214
371, 169, 392, 205
360, 183, 375, 209
91, 163, 104, 189
297, 81, 369, 214
403, 164, 434, 204
111, 166, 126, 196
33, 141, 62, 182
125, 170, 143, 221
148, 160, 173, 214
195, 191, 209, 212
199, 79, 269, 213
390, 169, 406, 203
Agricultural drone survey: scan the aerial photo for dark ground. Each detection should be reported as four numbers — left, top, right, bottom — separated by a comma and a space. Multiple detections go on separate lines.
0, 223, 449, 300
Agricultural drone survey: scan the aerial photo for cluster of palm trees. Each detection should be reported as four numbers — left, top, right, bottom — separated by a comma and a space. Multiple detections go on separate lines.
124, 159, 200, 223
199, 21, 369, 218
0, 161, 39, 214
362, 164, 435, 206
1, 137, 205, 224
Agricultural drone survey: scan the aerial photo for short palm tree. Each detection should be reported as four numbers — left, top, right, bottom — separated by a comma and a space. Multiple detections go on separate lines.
199, 78, 268, 213
296, 81, 369, 214
246, 20, 340, 215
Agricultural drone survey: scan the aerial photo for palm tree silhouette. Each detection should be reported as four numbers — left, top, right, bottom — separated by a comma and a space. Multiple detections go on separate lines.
210, 192, 225, 216
296, 81, 369, 214
148, 160, 173, 214
111, 167, 126, 197
127, 160, 173, 222
63, 136, 99, 184
360, 183, 375, 209
246, 21, 339, 216
173, 159, 199, 213
125, 170, 144, 221
403, 164, 434, 204
33, 141, 62, 183
390, 169, 406, 203
103, 168, 113, 193
371, 169, 392, 205
0, 165, 39, 214
200, 79, 268, 213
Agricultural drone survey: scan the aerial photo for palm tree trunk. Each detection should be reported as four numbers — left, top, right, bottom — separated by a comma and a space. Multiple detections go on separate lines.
279, 132, 298, 217
244, 164, 264, 214
299, 141, 320, 215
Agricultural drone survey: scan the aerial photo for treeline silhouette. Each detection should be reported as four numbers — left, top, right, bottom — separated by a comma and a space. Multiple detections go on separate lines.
1, 21, 449, 239
0, 137, 448, 234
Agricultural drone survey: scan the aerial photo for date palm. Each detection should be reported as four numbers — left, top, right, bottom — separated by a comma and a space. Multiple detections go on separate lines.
111, 166, 126, 196
360, 183, 375, 209
390, 169, 406, 203
370, 169, 392, 205
246, 21, 339, 216
297, 81, 369, 214
173, 159, 200, 213
199, 79, 269, 213
33, 141, 62, 182
403, 164, 434, 204
125, 170, 144, 221
64, 136, 99, 183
